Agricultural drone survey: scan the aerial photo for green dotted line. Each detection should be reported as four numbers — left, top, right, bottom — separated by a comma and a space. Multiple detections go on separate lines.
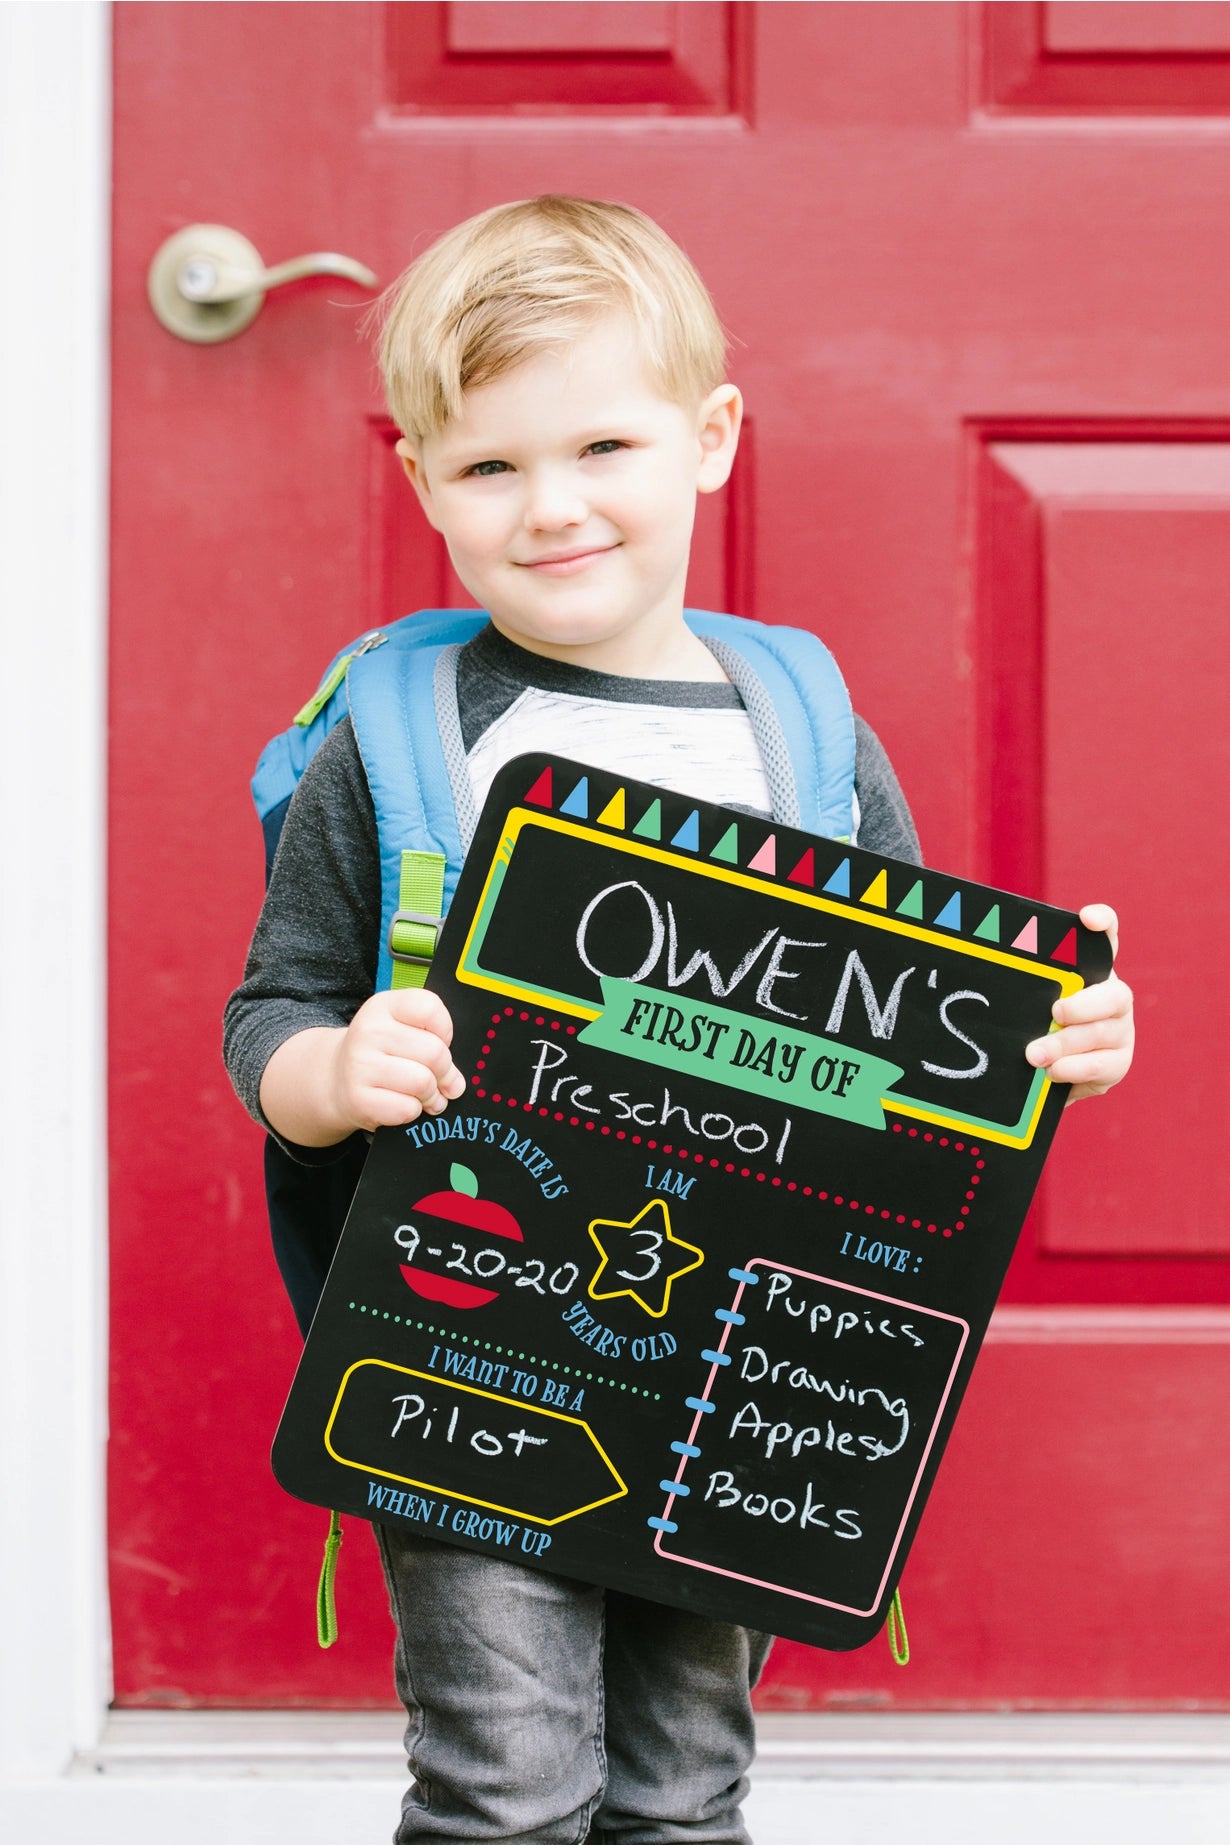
347, 1300, 662, 1400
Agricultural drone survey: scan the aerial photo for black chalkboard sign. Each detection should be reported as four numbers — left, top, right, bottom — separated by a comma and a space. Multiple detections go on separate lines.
272, 753, 1111, 1649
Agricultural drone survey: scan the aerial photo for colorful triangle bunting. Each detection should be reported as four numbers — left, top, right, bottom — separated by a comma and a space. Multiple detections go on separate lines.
860, 870, 888, 908
823, 858, 851, 897
597, 788, 626, 829
1012, 916, 1038, 954
632, 799, 662, 840
524, 766, 553, 808
711, 824, 740, 864
896, 880, 925, 918
934, 893, 962, 931
671, 811, 700, 852
973, 904, 1001, 942
559, 777, 589, 819
1050, 926, 1078, 965
747, 834, 777, 875
787, 848, 815, 886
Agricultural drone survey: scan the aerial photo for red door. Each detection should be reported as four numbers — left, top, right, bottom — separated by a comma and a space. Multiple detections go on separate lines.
110, 2, 1229, 1708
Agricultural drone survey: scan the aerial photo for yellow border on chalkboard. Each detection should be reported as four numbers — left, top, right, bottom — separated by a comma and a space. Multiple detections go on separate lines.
323, 1358, 628, 1526
455, 808, 1087, 1151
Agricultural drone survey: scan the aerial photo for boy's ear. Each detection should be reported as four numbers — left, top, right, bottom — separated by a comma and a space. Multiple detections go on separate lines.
695, 385, 743, 495
395, 437, 442, 532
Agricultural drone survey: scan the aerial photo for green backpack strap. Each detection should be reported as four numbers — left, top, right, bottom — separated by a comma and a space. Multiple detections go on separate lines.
388, 850, 446, 991
314, 858, 443, 1647
316, 1509, 343, 1648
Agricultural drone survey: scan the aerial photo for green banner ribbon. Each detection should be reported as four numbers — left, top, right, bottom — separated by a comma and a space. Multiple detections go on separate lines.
578, 979, 904, 1132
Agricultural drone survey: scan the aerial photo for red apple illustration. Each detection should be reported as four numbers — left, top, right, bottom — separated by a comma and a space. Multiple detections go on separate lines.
398, 1163, 523, 1310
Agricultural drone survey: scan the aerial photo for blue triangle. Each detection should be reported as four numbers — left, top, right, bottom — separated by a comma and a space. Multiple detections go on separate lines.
933, 892, 962, 930
671, 810, 700, 852
822, 858, 851, 897
559, 777, 589, 819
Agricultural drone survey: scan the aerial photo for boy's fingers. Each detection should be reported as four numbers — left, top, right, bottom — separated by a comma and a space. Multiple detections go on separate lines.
1051, 975, 1133, 1029
421, 1069, 467, 1114
1038, 1050, 1128, 1093
366, 1056, 451, 1117
347, 1085, 433, 1131
387, 1024, 463, 1080
1026, 1018, 1132, 1067
386, 987, 455, 1043
1078, 903, 1119, 958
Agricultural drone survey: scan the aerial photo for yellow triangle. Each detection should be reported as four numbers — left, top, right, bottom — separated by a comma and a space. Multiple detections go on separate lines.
860, 869, 889, 907
597, 788, 626, 829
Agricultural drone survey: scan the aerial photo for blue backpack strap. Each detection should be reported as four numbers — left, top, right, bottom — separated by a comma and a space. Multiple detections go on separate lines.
250, 628, 388, 878
346, 610, 487, 990
685, 611, 856, 840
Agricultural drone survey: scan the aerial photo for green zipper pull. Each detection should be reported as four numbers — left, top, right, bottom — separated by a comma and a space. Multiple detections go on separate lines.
293, 632, 386, 728
316, 1508, 343, 1648
886, 1586, 910, 1666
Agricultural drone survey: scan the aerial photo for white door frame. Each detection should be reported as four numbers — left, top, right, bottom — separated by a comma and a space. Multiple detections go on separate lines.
1, 6, 1225, 1839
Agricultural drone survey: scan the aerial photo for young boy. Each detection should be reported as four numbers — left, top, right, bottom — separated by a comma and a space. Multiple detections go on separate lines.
224, 196, 1134, 1844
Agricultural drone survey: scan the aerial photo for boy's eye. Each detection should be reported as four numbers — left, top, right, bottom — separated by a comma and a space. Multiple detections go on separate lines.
585, 440, 625, 457
463, 459, 510, 478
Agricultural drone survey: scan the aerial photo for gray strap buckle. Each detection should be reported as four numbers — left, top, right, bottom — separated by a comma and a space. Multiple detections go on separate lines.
388, 908, 443, 968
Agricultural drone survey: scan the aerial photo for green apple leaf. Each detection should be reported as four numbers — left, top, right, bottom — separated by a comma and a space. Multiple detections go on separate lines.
450, 1163, 479, 1197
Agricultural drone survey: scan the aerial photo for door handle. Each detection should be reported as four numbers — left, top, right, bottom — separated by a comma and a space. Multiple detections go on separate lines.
148, 224, 379, 344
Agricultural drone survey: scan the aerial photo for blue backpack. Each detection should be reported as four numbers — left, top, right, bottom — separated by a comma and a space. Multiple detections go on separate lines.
253, 608, 856, 1333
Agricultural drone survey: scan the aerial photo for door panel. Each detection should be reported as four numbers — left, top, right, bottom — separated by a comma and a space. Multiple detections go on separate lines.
110, 2, 1228, 1708
978, 439, 1230, 1265
388, 0, 743, 113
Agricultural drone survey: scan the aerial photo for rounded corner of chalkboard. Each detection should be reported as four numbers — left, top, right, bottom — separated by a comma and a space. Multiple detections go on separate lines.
268, 1432, 312, 1503
804, 1603, 895, 1654
495, 750, 552, 800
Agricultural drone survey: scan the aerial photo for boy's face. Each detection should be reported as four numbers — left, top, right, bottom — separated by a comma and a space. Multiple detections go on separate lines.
396, 313, 740, 672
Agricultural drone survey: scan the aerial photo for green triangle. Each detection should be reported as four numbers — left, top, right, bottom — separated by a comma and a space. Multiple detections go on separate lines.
632, 799, 662, 841
896, 879, 925, 918
974, 904, 1001, 942
710, 823, 739, 863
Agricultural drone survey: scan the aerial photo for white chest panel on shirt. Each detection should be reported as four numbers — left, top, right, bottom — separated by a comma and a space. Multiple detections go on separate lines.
465, 685, 775, 820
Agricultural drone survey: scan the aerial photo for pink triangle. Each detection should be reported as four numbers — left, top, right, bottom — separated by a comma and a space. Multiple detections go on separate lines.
1012, 916, 1038, 953
787, 848, 815, 886
1051, 926, 1078, 965
524, 766, 553, 808
747, 834, 777, 875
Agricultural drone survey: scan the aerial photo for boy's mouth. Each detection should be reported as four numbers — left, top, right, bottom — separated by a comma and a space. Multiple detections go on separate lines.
518, 544, 616, 575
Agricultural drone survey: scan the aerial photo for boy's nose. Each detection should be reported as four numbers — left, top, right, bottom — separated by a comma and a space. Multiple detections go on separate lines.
522, 470, 587, 533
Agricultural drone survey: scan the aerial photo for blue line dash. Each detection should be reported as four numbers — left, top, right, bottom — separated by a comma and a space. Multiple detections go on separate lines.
648, 1517, 678, 1533
714, 1308, 745, 1324
661, 1479, 689, 1496
685, 1396, 715, 1414
700, 1348, 731, 1366
728, 1267, 760, 1285
671, 1440, 701, 1457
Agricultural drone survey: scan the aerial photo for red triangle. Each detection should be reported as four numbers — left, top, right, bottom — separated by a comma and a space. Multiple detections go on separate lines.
1051, 926, 1078, 965
787, 848, 815, 887
524, 766, 553, 808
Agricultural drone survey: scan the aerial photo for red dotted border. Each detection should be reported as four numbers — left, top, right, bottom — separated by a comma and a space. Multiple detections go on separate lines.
469, 1009, 983, 1240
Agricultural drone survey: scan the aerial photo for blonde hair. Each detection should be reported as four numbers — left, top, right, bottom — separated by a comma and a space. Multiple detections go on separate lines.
373, 195, 728, 441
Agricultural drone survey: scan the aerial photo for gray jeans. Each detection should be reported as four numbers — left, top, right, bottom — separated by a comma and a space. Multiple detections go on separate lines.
375, 1525, 772, 1845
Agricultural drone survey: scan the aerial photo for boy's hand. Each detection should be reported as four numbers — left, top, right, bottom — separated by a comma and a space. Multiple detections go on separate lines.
329, 989, 467, 1133
1024, 904, 1134, 1103
259, 990, 466, 1147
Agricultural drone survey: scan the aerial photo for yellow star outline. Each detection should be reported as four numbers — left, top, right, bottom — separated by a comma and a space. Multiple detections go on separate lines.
586, 1197, 704, 1320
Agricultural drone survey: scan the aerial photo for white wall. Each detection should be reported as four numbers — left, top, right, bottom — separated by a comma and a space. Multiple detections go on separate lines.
0, 0, 111, 1782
